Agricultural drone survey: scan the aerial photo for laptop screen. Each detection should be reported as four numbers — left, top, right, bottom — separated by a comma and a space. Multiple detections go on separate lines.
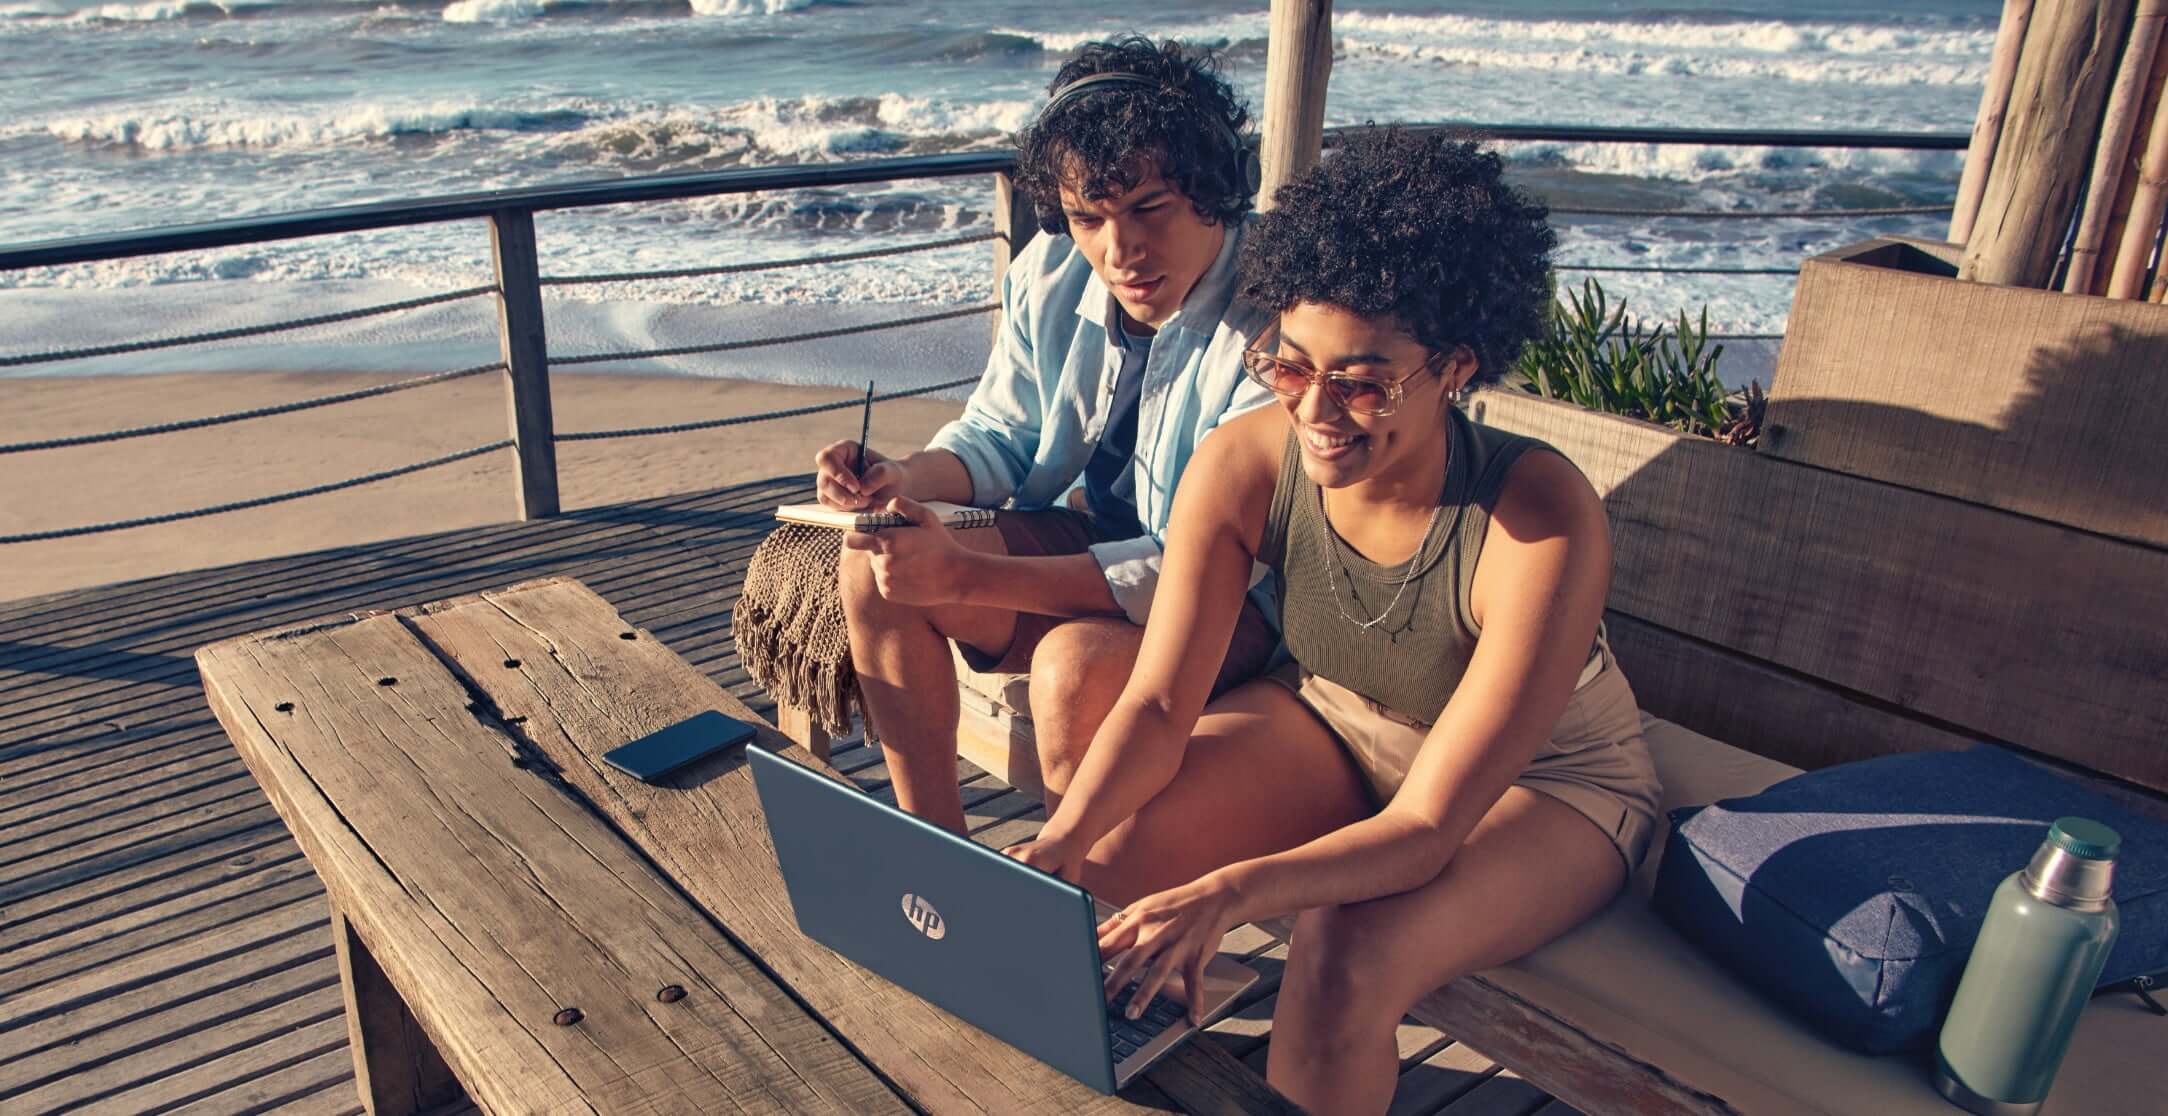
747, 747, 1118, 1092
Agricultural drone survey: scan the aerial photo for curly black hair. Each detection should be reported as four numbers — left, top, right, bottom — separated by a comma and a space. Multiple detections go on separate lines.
1238, 129, 1556, 385
1013, 36, 1253, 236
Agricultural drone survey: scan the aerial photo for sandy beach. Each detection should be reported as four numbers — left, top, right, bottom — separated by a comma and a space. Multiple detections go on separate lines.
0, 371, 965, 603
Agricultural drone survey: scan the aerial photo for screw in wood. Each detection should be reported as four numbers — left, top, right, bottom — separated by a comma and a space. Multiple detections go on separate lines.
377, 677, 397, 687
619, 631, 637, 640
656, 985, 686, 1003
552, 1007, 582, 1026
275, 702, 295, 713
504, 658, 521, 669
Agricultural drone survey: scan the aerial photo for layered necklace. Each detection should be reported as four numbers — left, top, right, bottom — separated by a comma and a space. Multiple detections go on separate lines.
1315, 440, 1463, 635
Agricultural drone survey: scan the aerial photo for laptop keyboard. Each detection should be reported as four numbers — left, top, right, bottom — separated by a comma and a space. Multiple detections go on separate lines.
1106, 982, 1187, 1061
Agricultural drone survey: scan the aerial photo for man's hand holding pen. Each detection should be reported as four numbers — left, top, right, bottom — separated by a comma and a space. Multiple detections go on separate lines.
814, 441, 909, 510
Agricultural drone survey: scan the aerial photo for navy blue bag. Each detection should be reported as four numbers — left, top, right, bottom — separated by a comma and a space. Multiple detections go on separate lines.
1651, 746, 2168, 1054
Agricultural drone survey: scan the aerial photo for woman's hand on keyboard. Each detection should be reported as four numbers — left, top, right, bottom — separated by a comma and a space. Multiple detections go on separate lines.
1096, 871, 1242, 1026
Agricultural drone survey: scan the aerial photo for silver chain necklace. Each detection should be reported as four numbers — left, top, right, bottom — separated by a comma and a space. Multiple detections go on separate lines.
1314, 443, 1460, 634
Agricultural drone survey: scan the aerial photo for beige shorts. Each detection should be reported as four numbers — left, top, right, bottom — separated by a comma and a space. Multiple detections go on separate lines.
1263, 635, 1663, 872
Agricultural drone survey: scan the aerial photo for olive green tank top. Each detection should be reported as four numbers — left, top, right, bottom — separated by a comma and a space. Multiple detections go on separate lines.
1257, 407, 1555, 725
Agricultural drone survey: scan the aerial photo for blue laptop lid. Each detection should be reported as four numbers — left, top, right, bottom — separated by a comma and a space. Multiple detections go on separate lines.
746, 746, 1117, 1093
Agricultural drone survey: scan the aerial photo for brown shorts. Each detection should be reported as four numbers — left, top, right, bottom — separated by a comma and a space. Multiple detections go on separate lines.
959, 507, 1278, 696
1262, 633, 1662, 872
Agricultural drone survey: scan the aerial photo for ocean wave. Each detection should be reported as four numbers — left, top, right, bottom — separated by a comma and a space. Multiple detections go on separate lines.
1504, 140, 1961, 185
43, 100, 590, 150
53, 0, 270, 20
988, 13, 1268, 56
1348, 39, 1983, 86
1333, 11, 1992, 58
534, 93, 1035, 170
686, 0, 811, 14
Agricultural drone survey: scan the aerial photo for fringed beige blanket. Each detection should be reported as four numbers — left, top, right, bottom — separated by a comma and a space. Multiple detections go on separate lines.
731, 524, 859, 738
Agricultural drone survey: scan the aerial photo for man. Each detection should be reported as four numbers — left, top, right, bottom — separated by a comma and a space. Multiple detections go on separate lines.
814, 36, 1278, 833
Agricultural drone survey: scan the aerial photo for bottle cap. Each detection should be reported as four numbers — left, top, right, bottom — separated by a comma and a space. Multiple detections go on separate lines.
2048, 817, 2120, 861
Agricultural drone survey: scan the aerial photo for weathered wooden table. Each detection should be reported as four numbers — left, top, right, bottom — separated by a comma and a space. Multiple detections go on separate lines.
196, 576, 1292, 1115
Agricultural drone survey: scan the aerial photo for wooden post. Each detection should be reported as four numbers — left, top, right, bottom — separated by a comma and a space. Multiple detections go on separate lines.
332, 907, 463, 1116
1258, 0, 1333, 211
1952, 0, 2037, 243
2066, 0, 2164, 292
2091, 35, 2168, 291
775, 704, 832, 763
490, 208, 559, 519
990, 171, 1035, 341
2110, 42, 2168, 296
1959, 0, 2136, 288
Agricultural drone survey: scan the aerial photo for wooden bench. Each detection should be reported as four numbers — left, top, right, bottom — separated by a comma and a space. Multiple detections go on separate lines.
931, 656, 2163, 1116
197, 577, 1299, 1115
773, 371, 2168, 1113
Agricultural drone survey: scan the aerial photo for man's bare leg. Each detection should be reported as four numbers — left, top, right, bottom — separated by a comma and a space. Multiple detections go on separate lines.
1026, 617, 1145, 816
838, 526, 1017, 833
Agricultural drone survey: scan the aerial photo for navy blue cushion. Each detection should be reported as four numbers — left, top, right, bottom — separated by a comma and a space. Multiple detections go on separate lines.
1651, 745, 2168, 1054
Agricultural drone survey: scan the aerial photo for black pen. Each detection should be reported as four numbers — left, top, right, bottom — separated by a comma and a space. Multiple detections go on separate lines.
853, 380, 873, 479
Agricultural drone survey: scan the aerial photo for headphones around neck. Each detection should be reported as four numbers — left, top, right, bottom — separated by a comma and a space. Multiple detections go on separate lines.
1032, 71, 1262, 232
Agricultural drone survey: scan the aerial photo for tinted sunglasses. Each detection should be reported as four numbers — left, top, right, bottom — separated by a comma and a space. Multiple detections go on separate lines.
1239, 345, 1444, 417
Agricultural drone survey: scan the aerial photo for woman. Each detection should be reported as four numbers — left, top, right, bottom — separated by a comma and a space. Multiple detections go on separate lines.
1004, 129, 1662, 1114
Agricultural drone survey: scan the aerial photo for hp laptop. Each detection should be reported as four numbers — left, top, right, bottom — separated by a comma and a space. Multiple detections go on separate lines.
747, 746, 1260, 1093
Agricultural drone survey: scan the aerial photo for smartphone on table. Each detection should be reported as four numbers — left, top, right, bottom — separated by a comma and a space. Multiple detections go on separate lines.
602, 710, 759, 782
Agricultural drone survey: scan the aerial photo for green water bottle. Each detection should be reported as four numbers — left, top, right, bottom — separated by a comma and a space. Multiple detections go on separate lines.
1934, 817, 2121, 1116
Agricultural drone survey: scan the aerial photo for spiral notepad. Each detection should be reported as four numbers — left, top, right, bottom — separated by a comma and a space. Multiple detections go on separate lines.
773, 501, 997, 532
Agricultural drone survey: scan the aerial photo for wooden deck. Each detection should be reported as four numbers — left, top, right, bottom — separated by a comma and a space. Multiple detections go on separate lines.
0, 476, 1576, 1116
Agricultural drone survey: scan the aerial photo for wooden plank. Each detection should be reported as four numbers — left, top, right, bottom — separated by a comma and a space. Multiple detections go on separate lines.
1, 895, 329, 1060
1250, 915, 1741, 1116
0, 762, 257, 862
170, 1044, 358, 1115
1387, 1042, 1504, 1116
334, 906, 463, 1116
0, 729, 232, 809
0, 480, 787, 738
2, 516, 757, 745
0, 480, 730, 708
196, 613, 906, 1115
0, 738, 240, 828
0, 794, 279, 903
1435, 1069, 1552, 1116
1, 884, 326, 1030
408, 576, 1300, 1115
0, 851, 315, 983
0, 909, 330, 1069
38, 1002, 350, 1114
0, 816, 292, 934
1470, 388, 2168, 793
1602, 613, 1979, 773
0, 936, 337, 1098
1763, 237, 2168, 549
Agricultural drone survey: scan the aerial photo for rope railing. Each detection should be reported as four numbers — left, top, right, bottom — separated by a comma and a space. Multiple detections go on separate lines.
540, 232, 995, 286
562, 375, 980, 442
0, 362, 506, 455
1558, 262, 1800, 275
0, 439, 513, 544
0, 284, 499, 370
550, 304, 996, 367
1550, 203, 1952, 219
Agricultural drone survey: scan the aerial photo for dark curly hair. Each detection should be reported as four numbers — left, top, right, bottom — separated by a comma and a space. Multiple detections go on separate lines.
1013, 36, 1253, 236
1238, 128, 1556, 385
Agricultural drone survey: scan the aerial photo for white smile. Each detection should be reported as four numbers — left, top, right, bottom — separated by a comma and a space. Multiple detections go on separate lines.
1301, 426, 1366, 456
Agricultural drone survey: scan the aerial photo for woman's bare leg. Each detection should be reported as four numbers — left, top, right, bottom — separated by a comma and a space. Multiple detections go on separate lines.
1075, 679, 1373, 907
1267, 786, 1627, 1115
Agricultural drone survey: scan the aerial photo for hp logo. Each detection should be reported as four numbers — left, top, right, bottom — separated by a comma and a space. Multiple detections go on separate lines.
900, 893, 946, 940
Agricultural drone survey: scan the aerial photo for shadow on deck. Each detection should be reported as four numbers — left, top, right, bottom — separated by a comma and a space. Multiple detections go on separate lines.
0, 476, 1567, 1116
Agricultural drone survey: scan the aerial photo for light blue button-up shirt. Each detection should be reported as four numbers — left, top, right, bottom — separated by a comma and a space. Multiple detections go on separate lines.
928, 218, 1275, 625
